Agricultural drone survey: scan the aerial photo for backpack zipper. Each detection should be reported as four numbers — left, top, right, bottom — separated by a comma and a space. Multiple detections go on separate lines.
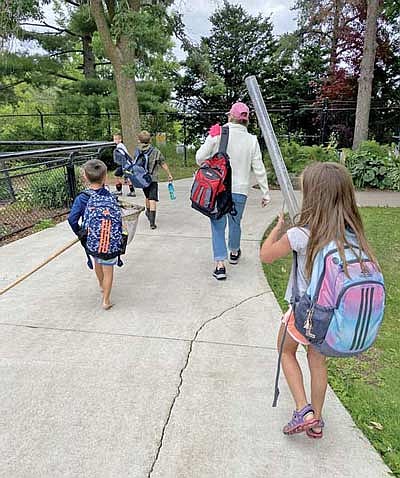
313, 244, 361, 300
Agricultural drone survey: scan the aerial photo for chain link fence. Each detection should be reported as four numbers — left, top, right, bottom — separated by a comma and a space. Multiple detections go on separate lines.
0, 143, 113, 242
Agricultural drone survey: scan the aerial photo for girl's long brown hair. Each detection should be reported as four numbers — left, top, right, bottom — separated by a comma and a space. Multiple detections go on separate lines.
295, 162, 378, 278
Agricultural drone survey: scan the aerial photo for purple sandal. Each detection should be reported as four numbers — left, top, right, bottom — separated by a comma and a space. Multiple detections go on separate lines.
306, 419, 325, 439
282, 404, 319, 435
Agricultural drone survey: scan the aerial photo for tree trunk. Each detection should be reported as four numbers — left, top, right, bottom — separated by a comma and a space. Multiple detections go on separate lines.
329, 0, 341, 76
114, 65, 140, 154
82, 34, 96, 79
89, 0, 141, 152
352, 0, 381, 149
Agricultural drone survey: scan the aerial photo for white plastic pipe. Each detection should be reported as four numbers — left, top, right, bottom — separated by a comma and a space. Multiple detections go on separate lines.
245, 76, 299, 222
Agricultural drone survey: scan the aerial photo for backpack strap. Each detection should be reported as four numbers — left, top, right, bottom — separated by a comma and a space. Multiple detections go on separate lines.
291, 251, 300, 309
135, 146, 154, 173
80, 189, 99, 270
218, 126, 229, 154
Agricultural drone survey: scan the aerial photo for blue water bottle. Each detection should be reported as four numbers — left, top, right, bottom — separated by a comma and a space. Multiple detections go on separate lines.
168, 181, 176, 200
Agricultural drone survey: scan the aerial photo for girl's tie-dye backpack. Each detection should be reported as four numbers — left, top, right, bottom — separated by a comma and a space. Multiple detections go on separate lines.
293, 241, 385, 357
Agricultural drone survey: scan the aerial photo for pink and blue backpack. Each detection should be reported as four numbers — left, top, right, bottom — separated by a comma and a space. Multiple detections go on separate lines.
293, 241, 385, 357
273, 236, 385, 407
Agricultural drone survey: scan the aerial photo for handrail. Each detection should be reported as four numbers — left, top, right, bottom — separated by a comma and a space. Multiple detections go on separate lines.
0, 142, 114, 160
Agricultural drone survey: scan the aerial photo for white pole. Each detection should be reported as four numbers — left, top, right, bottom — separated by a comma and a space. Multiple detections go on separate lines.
245, 76, 299, 222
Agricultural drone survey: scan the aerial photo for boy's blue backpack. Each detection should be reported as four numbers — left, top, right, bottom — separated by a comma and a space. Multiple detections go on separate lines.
273, 237, 385, 407
113, 147, 133, 168
81, 190, 123, 268
124, 147, 155, 189
293, 241, 385, 357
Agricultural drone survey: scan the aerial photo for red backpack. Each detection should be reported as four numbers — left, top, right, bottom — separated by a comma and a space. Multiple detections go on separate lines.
191, 126, 236, 219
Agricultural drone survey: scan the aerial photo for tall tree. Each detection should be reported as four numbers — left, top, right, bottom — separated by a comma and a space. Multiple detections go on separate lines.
176, 1, 277, 136
20, 1, 100, 80
89, 0, 175, 152
353, 0, 382, 148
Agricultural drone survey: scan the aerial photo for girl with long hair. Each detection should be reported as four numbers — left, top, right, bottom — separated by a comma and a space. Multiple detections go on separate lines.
260, 162, 379, 438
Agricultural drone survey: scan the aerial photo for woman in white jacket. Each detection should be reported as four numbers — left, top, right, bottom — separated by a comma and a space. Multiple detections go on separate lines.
195, 102, 271, 280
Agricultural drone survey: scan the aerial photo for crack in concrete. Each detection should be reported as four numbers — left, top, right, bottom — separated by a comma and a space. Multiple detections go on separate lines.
147, 291, 267, 477
0, 319, 276, 352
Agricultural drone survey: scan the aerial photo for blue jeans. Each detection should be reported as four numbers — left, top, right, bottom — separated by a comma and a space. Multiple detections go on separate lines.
210, 193, 247, 261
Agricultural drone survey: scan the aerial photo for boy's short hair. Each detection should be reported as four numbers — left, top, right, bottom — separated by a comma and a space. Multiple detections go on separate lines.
83, 159, 107, 183
113, 132, 122, 138
138, 130, 151, 144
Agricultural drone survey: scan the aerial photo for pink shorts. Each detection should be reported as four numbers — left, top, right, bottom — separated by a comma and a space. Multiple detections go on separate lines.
281, 307, 310, 346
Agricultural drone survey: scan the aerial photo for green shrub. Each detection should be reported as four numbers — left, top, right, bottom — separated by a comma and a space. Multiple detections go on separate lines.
264, 141, 340, 185
28, 169, 70, 209
0, 182, 12, 201
387, 155, 400, 191
346, 141, 392, 190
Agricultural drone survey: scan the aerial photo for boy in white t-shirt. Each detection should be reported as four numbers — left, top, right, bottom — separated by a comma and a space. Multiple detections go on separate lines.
113, 132, 136, 197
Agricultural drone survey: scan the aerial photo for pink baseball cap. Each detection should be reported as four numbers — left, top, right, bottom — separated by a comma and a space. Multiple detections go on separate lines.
228, 102, 250, 120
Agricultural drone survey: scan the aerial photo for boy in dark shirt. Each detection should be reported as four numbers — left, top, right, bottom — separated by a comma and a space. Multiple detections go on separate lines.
136, 130, 173, 229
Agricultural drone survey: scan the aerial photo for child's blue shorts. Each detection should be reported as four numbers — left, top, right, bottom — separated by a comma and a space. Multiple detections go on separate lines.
93, 256, 118, 266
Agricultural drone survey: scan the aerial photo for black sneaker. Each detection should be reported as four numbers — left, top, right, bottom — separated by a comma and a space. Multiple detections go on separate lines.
229, 249, 241, 265
213, 266, 226, 280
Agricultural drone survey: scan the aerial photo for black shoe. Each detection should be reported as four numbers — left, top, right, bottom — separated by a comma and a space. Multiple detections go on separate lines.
213, 266, 226, 280
229, 249, 241, 265
150, 224, 157, 230
127, 191, 136, 197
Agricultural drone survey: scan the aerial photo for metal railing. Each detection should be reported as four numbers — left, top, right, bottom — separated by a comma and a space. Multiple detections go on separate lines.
0, 142, 114, 241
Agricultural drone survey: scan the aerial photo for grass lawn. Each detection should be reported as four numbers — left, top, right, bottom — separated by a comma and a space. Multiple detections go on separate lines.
262, 208, 400, 477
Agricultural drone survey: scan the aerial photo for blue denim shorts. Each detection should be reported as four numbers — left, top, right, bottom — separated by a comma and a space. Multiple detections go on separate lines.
93, 256, 118, 267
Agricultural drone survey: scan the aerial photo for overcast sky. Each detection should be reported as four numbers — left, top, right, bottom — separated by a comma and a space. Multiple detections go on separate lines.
41, 1, 297, 58
177, 0, 297, 39
173, 0, 297, 57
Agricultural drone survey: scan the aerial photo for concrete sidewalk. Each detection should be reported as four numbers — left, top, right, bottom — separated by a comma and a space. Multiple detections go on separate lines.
0, 179, 393, 478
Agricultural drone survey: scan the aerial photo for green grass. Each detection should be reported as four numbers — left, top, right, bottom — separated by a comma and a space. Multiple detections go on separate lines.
262, 208, 400, 477
33, 218, 56, 232
158, 144, 197, 182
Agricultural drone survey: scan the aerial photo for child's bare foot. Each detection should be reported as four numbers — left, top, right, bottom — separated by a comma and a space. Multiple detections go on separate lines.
102, 302, 113, 310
